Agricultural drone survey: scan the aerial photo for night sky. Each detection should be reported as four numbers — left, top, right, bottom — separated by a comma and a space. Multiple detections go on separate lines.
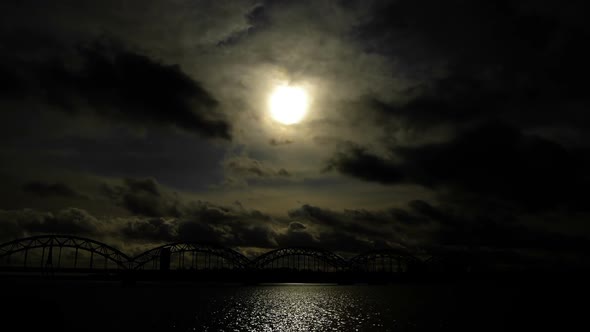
1, 0, 589, 267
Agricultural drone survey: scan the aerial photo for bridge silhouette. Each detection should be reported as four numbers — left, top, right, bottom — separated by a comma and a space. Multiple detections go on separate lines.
0, 235, 504, 283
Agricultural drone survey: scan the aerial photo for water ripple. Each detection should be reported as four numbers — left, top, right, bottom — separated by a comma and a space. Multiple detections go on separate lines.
193, 285, 386, 331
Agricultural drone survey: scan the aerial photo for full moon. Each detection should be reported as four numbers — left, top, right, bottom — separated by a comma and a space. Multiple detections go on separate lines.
268, 85, 309, 125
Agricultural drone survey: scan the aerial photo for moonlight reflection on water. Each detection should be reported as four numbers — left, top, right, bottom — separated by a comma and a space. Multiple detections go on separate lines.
205, 285, 383, 331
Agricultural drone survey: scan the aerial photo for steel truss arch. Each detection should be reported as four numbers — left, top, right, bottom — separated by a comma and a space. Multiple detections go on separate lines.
250, 247, 348, 270
131, 242, 250, 270
349, 249, 422, 272
0, 235, 131, 269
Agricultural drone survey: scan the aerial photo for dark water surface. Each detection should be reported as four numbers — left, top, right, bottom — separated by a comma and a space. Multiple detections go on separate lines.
2, 279, 585, 331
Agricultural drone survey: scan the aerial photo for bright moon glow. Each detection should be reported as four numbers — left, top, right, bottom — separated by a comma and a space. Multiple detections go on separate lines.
269, 85, 309, 125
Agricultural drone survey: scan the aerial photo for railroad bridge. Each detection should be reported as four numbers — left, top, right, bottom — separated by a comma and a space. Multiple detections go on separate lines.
0, 235, 456, 279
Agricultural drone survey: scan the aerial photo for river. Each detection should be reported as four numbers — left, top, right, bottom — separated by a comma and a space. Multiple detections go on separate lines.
1, 279, 584, 331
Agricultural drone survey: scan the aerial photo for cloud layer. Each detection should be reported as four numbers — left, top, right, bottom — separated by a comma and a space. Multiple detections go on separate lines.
1, 0, 590, 267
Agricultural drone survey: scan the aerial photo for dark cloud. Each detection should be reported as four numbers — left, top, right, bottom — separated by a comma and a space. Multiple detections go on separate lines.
289, 204, 344, 227
175, 221, 223, 244
269, 138, 294, 146
364, 76, 504, 128
0, 63, 28, 99
403, 200, 590, 253
83, 196, 411, 252
275, 220, 381, 254
177, 202, 277, 248
216, 4, 269, 47
111, 196, 278, 248
277, 168, 290, 177
0, 214, 24, 242
318, 230, 377, 254
357, 0, 590, 74
324, 145, 405, 184
315, 0, 590, 261
389, 206, 430, 225
327, 122, 590, 211
100, 178, 182, 217
35, 207, 98, 235
122, 217, 268, 250
275, 227, 317, 248
228, 160, 266, 177
288, 221, 306, 231
0, 202, 278, 250
288, 204, 416, 250
224, 157, 292, 182
1, 39, 231, 139
122, 218, 177, 243
225, 224, 277, 249
355, 0, 590, 133
122, 178, 161, 197
22, 181, 88, 199
286, 200, 590, 257
0, 208, 97, 241
275, 220, 319, 248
